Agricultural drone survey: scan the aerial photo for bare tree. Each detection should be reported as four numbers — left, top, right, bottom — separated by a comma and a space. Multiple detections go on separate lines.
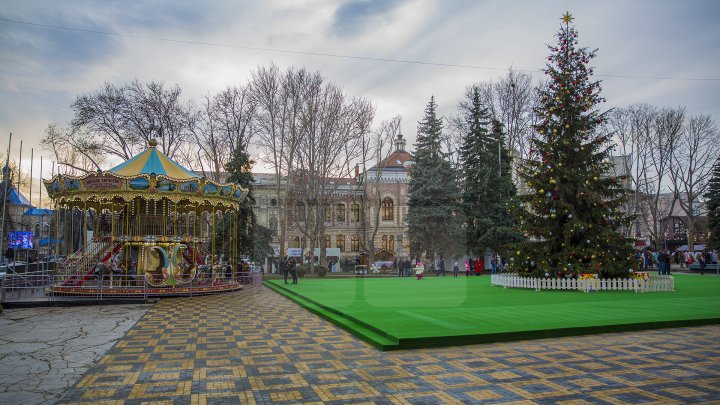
41, 123, 105, 175
250, 64, 304, 265
670, 114, 720, 251
290, 71, 375, 271
189, 86, 256, 182
353, 115, 401, 266
68, 80, 193, 162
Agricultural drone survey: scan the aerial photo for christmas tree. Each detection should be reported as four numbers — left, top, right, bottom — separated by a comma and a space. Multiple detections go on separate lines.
460, 87, 522, 257
408, 96, 464, 260
510, 12, 634, 279
705, 158, 720, 250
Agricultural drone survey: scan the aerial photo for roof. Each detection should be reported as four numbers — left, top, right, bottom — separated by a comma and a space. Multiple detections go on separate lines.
108, 143, 200, 180
0, 183, 32, 206
372, 150, 413, 171
24, 208, 53, 216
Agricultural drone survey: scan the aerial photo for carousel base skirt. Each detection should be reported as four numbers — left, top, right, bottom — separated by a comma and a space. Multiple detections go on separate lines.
47, 282, 243, 297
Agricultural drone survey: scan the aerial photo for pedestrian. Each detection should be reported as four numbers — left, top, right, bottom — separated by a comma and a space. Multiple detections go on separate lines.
475, 257, 483, 276
415, 260, 425, 280
437, 257, 446, 276
490, 256, 497, 275
696, 252, 705, 275
453, 262, 459, 277
465, 258, 471, 276
288, 257, 298, 284
281, 257, 289, 284
664, 250, 671, 276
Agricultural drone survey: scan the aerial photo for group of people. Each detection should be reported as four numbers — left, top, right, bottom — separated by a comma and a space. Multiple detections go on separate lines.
638, 248, 718, 275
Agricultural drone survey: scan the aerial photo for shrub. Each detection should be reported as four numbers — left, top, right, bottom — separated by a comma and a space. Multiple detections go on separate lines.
316, 265, 328, 277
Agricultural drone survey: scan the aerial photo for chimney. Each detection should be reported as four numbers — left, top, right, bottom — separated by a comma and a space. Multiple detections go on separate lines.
354, 164, 359, 178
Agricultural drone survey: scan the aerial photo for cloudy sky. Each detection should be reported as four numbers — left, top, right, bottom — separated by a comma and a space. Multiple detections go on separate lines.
1, 0, 719, 202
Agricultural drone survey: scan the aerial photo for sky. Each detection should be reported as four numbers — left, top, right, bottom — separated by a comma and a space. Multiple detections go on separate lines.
1, 0, 719, 207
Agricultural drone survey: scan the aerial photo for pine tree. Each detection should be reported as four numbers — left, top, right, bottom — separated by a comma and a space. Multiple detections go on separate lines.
408, 96, 463, 260
459, 88, 522, 258
510, 13, 634, 279
705, 158, 720, 250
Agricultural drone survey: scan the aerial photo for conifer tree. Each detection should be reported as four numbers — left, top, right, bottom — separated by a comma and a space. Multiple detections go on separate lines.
705, 158, 720, 250
408, 96, 463, 260
510, 13, 634, 278
460, 88, 522, 258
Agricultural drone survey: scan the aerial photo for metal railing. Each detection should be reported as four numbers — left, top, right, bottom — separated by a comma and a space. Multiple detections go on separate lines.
1, 268, 252, 305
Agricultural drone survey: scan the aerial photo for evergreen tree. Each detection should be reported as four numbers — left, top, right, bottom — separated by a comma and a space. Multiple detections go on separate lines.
510, 13, 634, 279
705, 158, 720, 250
408, 96, 463, 260
459, 88, 522, 258
218, 148, 274, 262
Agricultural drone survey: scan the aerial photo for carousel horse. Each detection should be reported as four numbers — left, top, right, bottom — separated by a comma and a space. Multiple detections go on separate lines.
93, 253, 124, 284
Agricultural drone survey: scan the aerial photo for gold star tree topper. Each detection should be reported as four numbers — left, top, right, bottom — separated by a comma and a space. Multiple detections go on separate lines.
561, 12, 574, 24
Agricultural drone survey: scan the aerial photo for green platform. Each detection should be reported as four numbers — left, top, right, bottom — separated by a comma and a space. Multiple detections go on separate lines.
265, 274, 720, 350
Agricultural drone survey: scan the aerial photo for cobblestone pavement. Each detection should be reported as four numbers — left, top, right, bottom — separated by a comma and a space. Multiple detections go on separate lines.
0, 303, 151, 405
51, 286, 720, 404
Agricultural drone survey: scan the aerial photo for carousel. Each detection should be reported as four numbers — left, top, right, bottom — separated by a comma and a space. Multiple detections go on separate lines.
44, 139, 248, 296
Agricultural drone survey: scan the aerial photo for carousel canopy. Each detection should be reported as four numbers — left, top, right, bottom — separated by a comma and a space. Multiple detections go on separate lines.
109, 143, 200, 180
43, 139, 248, 209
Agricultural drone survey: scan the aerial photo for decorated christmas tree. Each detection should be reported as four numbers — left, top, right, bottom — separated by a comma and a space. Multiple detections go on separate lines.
510, 12, 634, 279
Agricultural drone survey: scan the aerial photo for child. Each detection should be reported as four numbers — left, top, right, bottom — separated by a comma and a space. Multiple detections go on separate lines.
415, 261, 425, 280
453, 262, 459, 278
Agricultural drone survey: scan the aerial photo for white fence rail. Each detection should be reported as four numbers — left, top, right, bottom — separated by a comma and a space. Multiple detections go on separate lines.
491, 273, 674, 292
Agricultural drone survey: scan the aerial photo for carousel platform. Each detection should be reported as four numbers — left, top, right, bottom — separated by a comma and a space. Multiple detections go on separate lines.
46, 280, 243, 298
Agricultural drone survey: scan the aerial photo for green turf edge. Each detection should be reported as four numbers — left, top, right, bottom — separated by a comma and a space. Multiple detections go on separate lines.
263, 281, 400, 351
397, 317, 720, 349
264, 280, 720, 351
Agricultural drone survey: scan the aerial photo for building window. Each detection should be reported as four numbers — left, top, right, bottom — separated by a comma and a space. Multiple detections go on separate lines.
294, 202, 305, 221
336, 235, 345, 251
269, 217, 278, 236
382, 235, 388, 250
293, 236, 300, 248
351, 203, 359, 222
351, 235, 359, 251
324, 204, 332, 222
336, 203, 346, 222
270, 198, 277, 206
325, 235, 331, 249
389, 235, 395, 251
382, 197, 394, 221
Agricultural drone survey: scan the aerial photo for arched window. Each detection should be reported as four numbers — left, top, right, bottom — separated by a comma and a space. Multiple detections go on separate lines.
382, 197, 394, 221
293, 236, 300, 248
324, 204, 332, 222
389, 235, 395, 251
336, 235, 345, 251
325, 235, 331, 249
351, 203, 360, 222
336, 203, 346, 222
382, 235, 388, 250
351, 235, 359, 251
269, 217, 278, 236
270, 198, 277, 206
294, 202, 306, 220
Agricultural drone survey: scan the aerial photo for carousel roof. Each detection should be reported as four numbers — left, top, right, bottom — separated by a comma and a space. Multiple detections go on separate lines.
108, 142, 199, 180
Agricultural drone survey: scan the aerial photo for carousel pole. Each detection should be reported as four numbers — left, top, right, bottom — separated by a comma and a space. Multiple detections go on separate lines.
39, 156, 44, 258
0, 133, 11, 265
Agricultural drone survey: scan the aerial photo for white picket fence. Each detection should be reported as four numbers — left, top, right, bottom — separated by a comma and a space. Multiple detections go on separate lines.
491, 273, 674, 293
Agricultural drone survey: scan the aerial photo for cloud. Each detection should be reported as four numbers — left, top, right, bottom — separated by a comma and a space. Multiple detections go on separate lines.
331, 0, 408, 37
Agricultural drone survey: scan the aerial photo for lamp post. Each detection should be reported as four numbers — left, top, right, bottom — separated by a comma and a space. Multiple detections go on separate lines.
396, 234, 403, 276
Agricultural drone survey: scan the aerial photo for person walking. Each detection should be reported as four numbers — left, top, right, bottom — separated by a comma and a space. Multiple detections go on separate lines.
437, 257, 446, 276
465, 258, 471, 276
490, 256, 497, 275
415, 260, 425, 280
453, 262, 459, 277
664, 250, 672, 276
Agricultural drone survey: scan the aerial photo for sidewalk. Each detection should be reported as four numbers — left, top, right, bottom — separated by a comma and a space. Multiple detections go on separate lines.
51, 287, 720, 404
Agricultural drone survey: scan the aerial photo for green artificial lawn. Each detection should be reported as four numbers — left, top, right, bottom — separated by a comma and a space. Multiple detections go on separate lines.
265, 274, 720, 350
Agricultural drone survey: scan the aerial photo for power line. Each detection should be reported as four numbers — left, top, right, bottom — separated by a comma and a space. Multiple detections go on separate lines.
2, 16, 719, 82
